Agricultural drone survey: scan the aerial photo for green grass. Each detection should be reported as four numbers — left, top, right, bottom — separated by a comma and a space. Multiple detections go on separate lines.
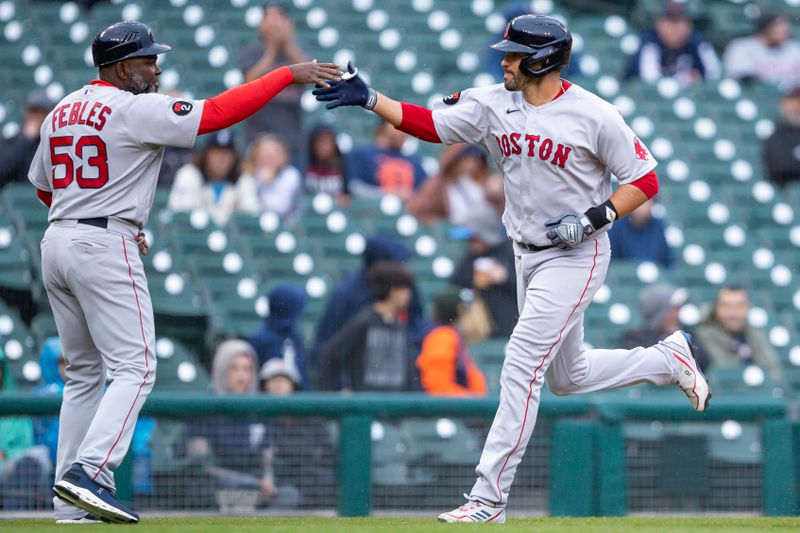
2, 517, 800, 532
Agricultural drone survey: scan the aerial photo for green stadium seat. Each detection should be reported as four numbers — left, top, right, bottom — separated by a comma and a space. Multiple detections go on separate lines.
152, 337, 210, 392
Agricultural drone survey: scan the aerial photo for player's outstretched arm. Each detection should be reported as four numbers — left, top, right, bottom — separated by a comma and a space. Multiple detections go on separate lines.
313, 61, 441, 143
199, 61, 340, 135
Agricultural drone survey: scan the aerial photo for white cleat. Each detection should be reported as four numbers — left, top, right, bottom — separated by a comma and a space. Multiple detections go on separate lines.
438, 494, 506, 523
55, 513, 104, 524
661, 330, 712, 412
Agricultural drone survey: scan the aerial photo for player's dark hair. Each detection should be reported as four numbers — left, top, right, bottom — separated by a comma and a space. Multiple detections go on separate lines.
368, 261, 414, 302
196, 144, 240, 184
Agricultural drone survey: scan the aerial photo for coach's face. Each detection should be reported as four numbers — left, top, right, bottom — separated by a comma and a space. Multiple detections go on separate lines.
119, 55, 162, 94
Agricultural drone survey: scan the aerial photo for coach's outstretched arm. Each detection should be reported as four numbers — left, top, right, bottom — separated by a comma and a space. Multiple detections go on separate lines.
313, 62, 442, 143
199, 61, 341, 134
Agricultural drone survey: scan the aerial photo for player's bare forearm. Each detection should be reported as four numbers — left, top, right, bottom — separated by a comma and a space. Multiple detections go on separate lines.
608, 183, 649, 219
372, 92, 403, 126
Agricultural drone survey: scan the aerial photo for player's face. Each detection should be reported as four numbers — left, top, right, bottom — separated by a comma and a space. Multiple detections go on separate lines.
124, 56, 162, 94
501, 52, 534, 91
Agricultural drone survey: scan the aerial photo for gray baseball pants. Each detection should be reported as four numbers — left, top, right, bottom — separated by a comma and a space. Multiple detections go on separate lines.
41, 219, 156, 520
470, 234, 678, 506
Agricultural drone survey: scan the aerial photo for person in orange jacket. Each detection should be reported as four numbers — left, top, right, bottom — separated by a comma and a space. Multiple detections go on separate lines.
417, 287, 488, 397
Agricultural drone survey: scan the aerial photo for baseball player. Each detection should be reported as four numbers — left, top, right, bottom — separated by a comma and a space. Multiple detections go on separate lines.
28, 21, 339, 524
314, 15, 710, 523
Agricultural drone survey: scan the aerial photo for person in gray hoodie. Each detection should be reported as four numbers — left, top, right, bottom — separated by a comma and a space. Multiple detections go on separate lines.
185, 339, 297, 508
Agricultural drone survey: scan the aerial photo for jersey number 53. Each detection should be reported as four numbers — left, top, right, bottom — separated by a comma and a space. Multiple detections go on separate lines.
50, 135, 109, 189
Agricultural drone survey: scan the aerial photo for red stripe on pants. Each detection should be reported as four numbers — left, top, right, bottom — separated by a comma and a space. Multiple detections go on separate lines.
92, 237, 151, 480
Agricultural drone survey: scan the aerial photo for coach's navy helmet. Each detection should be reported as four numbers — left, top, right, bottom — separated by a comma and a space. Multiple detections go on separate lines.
491, 15, 572, 77
92, 21, 172, 68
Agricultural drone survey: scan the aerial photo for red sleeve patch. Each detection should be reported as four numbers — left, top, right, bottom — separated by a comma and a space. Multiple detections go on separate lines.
634, 137, 649, 161
442, 91, 461, 105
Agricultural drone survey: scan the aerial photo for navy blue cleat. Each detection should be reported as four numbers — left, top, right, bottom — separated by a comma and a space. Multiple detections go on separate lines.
53, 463, 140, 524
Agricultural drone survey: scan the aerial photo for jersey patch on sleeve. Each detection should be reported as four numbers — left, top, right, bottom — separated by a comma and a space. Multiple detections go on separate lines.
633, 137, 649, 161
171, 100, 194, 116
442, 91, 462, 105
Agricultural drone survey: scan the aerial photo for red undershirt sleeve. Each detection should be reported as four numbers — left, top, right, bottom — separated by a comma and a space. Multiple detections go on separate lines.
198, 66, 295, 135
36, 188, 52, 208
398, 102, 442, 143
629, 169, 659, 199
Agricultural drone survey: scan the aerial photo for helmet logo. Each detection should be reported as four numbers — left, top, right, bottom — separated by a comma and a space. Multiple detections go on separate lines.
172, 101, 193, 116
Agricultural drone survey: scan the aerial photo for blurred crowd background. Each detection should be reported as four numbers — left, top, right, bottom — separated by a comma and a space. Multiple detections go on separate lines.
1, 0, 800, 514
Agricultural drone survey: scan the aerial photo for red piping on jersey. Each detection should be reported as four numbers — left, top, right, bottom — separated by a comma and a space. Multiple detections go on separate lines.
553, 79, 572, 101
93, 237, 152, 481
35, 189, 52, 208
398, 102, 442, 143
89, 80, 117, 88
198, 66, 294, 135
630, 169, 659, 199
494, 238, 598, 503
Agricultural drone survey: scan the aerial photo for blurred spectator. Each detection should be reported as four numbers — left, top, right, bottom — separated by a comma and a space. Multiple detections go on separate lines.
239, 1, 307, 155
763, 86, 800, 188
242, 134, 302, 219
625, 1, 720, 86
318, 262, 419, 392
694, 286, 783, 382
417, 287, 488, 397
158, 145, 192, 187
0, 347, 51, 510
32, 337, 66, 465
0, 91, 54, 188
186, 340, 297, 508
260, 358, 302, 395
249, 285, 310, 390
312, 235, 428, 383
609, 199, 673, 268
406, 144, 504, 225
304, 123, 348, 203
345, 120, 428, 201
484, 3, 584, 81
450, 207, 517, 338
619, 284, 691, 351
168, 130, 259, 226
723, 12, 800, 86
260, 359, 336, 505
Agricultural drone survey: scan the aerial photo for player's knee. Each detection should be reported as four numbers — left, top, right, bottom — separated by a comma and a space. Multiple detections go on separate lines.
545, 374, 577, 396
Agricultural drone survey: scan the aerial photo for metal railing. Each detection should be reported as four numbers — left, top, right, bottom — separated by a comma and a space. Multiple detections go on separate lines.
0, 392, 796, 516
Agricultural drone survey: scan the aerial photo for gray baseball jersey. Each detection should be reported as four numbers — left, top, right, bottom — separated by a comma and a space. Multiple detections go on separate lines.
432, 81, 656, 246
28, 80, 203, 520
29, 81, 203, 226
428, 81, 679, 508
